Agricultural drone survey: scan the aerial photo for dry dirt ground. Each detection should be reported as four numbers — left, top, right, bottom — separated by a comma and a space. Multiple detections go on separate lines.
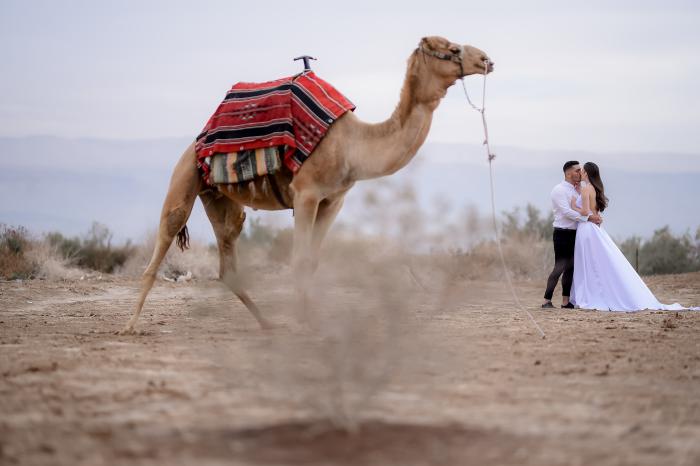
1, 270, 699, 466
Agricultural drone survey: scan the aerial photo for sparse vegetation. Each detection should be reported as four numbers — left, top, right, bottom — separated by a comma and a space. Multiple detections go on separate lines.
501, 203, 554, 241
634, 226, 700, 275
2, 207, 698, 433
46, 222, 136, 274
440, 203, 554, 281
1, 222, 135, 280
0, 225, 36, 279
1, 207, 698, 281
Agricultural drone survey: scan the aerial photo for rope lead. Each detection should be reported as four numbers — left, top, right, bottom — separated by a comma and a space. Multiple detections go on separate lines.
460, 65, 546, 339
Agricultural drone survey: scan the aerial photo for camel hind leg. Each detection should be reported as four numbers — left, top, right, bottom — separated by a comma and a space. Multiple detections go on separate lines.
120, 144, 201, 334
199, 190, 275, 329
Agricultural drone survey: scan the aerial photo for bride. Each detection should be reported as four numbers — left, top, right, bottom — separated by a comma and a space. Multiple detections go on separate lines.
569, 162, 691, 311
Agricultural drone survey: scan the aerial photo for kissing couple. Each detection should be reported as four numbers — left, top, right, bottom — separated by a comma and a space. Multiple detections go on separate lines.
542, 161, 697, 311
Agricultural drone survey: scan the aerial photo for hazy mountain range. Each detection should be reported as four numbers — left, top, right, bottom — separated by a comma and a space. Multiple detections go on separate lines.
1, 136, 699, 245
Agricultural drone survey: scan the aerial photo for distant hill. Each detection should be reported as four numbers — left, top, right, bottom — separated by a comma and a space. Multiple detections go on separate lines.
1, 136, 698, 244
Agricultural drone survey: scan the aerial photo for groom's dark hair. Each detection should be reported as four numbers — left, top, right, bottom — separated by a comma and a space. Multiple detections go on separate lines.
563, 160, 579, 172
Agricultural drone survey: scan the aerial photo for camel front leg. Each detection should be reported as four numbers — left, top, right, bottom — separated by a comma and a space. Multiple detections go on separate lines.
120, 144, 200, 335
292, 191, 320, 300
309, 196, 345, 273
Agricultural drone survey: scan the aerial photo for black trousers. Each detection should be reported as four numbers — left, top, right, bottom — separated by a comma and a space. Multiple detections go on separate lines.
544, 228, 577, 300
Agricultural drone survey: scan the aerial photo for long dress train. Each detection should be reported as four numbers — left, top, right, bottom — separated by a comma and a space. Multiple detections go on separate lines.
570, 199, 697, 311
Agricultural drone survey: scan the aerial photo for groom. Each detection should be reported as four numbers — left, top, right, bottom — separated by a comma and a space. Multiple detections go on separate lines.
542, 161, 602, 309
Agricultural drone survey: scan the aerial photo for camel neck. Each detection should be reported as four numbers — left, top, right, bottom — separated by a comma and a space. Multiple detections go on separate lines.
348, 62, 446, 181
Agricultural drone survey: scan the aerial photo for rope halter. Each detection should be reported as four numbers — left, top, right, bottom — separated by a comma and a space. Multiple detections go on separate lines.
418, 45, 466, 78
418, 44, 494, 81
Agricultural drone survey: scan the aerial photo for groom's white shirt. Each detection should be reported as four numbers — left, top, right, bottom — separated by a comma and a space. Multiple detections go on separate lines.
551, 180, 589, 229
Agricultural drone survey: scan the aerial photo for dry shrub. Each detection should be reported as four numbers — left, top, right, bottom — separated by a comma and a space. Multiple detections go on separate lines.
46, 223, 135, 274
437, 235, 553, 281
635, 226, 700, 275
0, 225, 36, 279
26, 240, 82, 280
0, 225, 84, 280
120, 230, 218, 280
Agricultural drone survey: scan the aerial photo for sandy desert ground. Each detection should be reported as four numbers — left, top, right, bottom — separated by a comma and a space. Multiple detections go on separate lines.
1, 269, 699, 466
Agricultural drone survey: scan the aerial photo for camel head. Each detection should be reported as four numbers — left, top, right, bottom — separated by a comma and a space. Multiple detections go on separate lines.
418, 36, 494, 81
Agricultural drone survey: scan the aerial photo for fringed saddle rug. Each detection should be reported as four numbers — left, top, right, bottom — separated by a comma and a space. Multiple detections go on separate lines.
196, 71, 355, 184
209, 147, 282, 184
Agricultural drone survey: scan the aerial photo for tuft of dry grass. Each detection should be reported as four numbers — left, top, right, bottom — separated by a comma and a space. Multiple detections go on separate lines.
120, 230, 219, 280
0, 225, 36, 279
45, 223, 136, 274
432, 235, 553, 282
25, 240, 82, 280
0, 225, 86, 281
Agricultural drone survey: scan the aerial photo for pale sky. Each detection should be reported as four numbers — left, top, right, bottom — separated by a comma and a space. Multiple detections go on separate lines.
1, 0, 699, 155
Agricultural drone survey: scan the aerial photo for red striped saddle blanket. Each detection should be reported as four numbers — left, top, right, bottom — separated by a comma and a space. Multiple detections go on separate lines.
195, 71, 355, 184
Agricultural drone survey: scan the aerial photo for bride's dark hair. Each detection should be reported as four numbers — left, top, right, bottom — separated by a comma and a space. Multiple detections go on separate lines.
584, 162, 608, 213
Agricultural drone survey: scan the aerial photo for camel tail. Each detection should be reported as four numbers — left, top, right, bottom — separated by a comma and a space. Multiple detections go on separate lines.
176, 225, 190, 252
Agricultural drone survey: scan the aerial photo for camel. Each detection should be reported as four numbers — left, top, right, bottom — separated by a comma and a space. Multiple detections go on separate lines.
120, 36, 493, 334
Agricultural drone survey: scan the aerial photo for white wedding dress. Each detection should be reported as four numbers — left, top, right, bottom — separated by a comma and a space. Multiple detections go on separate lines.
570, 196, 695, 311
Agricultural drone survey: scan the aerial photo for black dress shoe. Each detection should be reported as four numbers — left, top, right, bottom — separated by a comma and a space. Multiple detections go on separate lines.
541, 302, 554, 309
561, 302, 575, 309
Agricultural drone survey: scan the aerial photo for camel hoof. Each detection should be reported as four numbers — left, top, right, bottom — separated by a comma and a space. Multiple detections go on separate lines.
117, 326, 137, 336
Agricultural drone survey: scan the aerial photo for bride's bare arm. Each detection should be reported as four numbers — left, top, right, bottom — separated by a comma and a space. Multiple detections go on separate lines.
570, 187, 595, 216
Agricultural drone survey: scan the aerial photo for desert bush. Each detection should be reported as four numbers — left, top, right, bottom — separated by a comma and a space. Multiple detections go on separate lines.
501, 203, 554, 241
618, 227, 700, 275
46, 231, 81, 260
1, 224, 85, 280
438, 236, 552, 282
459, 204, 554, 281
25, 239, 81, 280
499, 207, 700, 276
0, 225, 36, 279
47, 222, 135, 273
79, 223, 134, 273
637, 226, 700, 275
619, 236, 642, 270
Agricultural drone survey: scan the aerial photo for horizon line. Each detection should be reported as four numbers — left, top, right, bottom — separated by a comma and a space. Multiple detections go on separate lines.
1, 134, 699, 158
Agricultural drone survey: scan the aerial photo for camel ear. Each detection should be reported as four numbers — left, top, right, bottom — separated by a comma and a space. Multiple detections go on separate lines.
421, 36, 448, 51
